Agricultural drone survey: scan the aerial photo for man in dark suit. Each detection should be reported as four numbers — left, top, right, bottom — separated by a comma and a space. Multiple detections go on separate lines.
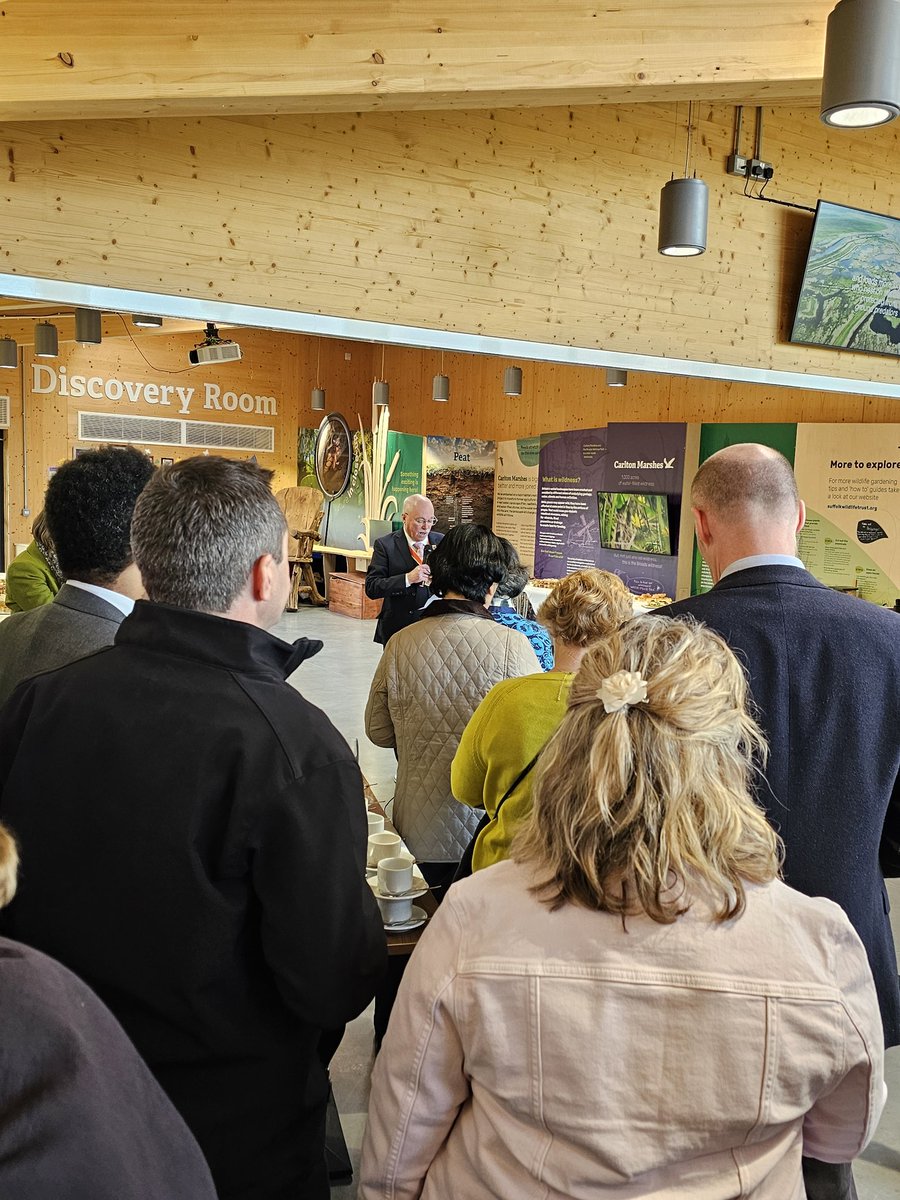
0, 446, 154, 706
662, 443, 900, 1200
365, 493, 444, 645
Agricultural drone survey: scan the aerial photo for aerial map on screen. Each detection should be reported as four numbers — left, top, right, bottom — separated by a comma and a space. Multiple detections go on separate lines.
791, 201, 900, 359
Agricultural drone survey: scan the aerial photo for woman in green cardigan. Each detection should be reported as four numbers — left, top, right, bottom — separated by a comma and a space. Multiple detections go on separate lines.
6, 512, 64, 612
451, 568, 634, 871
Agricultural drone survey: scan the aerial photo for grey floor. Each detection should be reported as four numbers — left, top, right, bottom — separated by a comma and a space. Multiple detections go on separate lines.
274, 606, 900, 1199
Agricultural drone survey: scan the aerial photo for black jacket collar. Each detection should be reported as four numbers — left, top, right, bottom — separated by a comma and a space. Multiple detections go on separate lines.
713, 564, 827, 592
115, 601, 322, 681
418, 598, 494, 620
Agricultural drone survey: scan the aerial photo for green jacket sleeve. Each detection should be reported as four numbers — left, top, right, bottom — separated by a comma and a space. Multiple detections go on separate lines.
6, 543, 59, 613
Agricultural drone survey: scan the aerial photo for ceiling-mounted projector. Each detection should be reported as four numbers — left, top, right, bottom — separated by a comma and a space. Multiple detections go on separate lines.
189, 322, 242, 365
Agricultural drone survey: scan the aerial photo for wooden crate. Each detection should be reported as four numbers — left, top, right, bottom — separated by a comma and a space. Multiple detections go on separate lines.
328, 571, 382, 620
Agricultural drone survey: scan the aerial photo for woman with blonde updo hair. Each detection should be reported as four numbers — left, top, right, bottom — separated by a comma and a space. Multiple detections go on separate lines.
0, 822, 217, 1198
362, 617, 885, 1200
452, 568, 633, 872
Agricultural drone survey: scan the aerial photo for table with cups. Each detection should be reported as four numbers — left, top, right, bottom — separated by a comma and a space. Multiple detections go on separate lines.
365, 791, 437, 956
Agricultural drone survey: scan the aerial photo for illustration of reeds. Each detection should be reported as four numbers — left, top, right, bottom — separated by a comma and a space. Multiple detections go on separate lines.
597, 491, 670, 555
357, 403, 400, 549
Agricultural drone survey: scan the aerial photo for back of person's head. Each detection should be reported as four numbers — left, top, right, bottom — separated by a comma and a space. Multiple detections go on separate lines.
44, 446, 156, 585
31, 510, 53, 554
130, 456, 287, 613
539, 569, 634, 646
495, 537, 528, 600
428, 523, 506, 602
692, 444, 799, 525
515, 615, 780, 923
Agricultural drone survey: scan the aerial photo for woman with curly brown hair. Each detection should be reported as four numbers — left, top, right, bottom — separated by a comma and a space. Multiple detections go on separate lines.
452, 568, 634, 871
362, 617, 885, 1200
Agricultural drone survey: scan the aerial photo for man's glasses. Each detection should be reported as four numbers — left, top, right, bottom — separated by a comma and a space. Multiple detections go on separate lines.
410, 518, 436, 527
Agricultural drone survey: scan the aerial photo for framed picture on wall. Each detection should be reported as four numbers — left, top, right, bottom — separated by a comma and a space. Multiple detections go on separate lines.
314, 412, 353, 500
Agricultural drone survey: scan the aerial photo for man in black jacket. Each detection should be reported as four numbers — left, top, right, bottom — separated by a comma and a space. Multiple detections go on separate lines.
661, 443, 900, 1200
0, 457, 386, 1200
365, 493, 444, 644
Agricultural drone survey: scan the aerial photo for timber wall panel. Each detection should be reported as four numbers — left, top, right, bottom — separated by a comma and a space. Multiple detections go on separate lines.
0, 104, 899, 391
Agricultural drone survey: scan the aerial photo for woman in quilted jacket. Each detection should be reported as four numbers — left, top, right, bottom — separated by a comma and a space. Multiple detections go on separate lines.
365, 523, 540, 898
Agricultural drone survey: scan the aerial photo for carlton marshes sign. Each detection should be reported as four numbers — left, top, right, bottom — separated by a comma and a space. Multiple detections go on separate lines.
32, 364, 278, 417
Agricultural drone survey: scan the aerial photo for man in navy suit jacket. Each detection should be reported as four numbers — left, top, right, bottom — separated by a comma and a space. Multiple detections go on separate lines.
662, 443, 900, 1200
365, 495, 444, 645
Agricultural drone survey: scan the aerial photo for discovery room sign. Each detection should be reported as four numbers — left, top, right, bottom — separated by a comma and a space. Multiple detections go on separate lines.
31, 364, 278, 417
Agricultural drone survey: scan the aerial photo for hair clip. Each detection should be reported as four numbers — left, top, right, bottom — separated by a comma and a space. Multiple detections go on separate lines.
596, 670, 648, 714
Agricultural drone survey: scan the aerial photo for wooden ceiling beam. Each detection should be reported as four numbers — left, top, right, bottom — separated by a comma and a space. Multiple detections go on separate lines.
0, 1, 831, 122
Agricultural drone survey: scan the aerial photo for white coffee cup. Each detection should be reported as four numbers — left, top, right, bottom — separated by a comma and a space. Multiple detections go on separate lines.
377, 855, 414, 896
367, 831, 401, 867
376, 892, 413, 924
367, 812, 385, 836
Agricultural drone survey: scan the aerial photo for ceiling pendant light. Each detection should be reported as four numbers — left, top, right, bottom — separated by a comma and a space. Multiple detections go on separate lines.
503, 365, 523, 396
34, 321, 59, 358
658, 101, 709, 257
0, 337, 17, 368
75, 307, 102, 345
433, 351, 450, 402
606, 368, 628, 387
311, 339, 326, 411
373, 345, 389, 406
132, 314, 163, 328
821, 0, 900, 127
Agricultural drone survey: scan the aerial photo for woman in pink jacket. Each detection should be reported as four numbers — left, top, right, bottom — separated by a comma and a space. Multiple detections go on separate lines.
360, 616, 885, 1200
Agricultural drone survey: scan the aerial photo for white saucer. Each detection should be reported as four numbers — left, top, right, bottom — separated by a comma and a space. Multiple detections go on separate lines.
383, 905, 428, 932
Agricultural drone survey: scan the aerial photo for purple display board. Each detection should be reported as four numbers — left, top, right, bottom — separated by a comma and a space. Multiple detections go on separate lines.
535, 423, 686, 598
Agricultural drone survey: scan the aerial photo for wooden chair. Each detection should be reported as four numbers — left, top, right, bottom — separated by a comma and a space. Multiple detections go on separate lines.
275, 486, 326, 608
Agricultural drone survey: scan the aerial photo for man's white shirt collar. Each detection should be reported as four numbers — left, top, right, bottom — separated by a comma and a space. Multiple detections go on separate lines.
720, 554, 805, 580
66, 579, 135, 617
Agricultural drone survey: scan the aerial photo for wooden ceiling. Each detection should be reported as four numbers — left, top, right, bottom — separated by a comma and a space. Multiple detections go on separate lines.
0, 0, 833, 123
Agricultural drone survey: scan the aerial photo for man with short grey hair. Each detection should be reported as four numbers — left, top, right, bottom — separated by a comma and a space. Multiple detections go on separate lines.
365, 493, 444, 644
662, 442, 900, 1200
0, 456, 385, 1200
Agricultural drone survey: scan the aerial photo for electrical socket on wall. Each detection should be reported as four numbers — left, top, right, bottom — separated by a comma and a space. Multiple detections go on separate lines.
727, 153, 775, 181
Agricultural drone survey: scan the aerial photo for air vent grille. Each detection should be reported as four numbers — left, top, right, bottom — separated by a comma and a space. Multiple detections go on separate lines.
184, 422, 274, 451
77, 411, 274, 453
0, 394, 10, 429
78, 413, 183, 445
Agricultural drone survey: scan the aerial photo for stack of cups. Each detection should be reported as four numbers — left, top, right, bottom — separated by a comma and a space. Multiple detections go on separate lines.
366, 821, 415, 923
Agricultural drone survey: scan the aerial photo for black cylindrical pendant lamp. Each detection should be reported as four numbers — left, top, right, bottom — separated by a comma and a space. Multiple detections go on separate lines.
373, 380, 390, 406
821, 0, 900, 127
34, 322, 59, 358
311, 387, 326, 412
0, 337, 17, 368
132, 314, 164, 328
658, 177, 708, 257
432, 374, 450, 402
75, 307, 102, 345
503, 366, 523, 396
606, 368, 627, 387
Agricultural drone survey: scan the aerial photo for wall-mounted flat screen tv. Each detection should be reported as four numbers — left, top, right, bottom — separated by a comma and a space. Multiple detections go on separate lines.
597, 491, 671, 556
790, 200, 900, 359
